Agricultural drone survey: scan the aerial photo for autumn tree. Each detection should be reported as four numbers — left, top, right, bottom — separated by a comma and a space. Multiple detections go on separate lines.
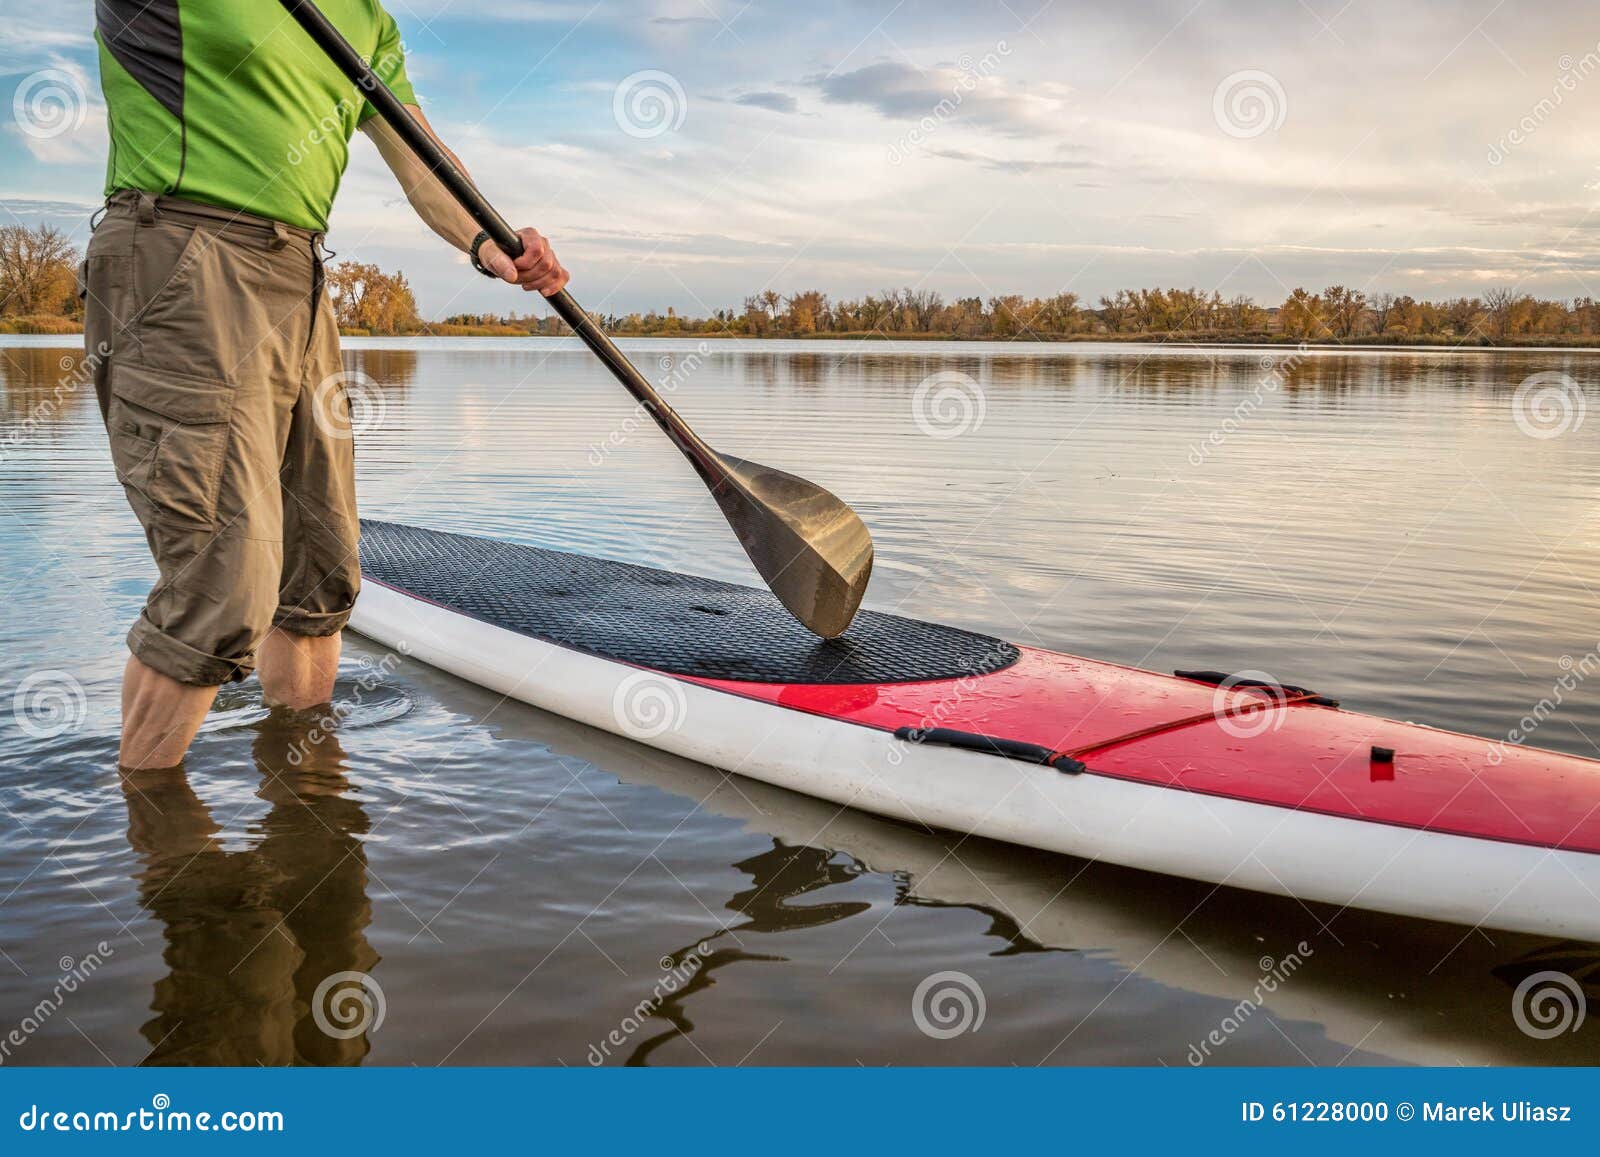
1369, 292, 1395, 334
741, 294, 773, 337
987, 295, 1029, 337
1388, 295, 1422, 335
782, 290, 829, 334
1035, 292, 1081, 333
1442, 297, 1486, 339
1225, 293, 1266, 330
325, 261, 421, 333
945, 296, 987, 338
1277, 288, 1325, 339
1098, 291, 1133, 332
0, 225, 79, 317
1321, 286, 1367, 339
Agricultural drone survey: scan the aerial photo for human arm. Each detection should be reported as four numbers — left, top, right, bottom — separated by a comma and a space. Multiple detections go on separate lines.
362, 107, 569, 295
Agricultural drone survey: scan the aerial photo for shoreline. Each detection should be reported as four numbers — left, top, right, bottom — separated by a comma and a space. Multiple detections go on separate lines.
7, 319, 1600, 351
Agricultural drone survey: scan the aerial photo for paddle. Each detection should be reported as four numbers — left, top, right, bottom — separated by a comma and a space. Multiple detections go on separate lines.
277, 0, 874, 638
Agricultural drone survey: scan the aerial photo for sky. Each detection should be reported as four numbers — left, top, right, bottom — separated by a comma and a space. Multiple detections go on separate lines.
6, 0, 1600, 319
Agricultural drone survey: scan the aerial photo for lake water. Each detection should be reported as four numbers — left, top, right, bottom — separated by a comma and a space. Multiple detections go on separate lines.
2, 335, 1598, 1066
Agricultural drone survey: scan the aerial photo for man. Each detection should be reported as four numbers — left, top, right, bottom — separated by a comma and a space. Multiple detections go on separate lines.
86, 1, 567, 769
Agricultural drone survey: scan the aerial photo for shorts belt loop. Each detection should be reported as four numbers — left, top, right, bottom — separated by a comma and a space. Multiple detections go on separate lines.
135, 191, 157, 225
270, 221, 293, 250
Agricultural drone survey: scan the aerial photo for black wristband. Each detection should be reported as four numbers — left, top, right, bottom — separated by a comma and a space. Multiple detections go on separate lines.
469, 230, 497, 278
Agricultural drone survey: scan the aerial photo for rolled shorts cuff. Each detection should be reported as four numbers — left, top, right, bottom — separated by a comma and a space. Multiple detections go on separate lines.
128, 615, 255, 686
272, 602, 355, 637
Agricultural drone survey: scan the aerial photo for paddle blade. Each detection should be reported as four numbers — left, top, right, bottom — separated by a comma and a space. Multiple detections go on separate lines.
709, 454, 874, 639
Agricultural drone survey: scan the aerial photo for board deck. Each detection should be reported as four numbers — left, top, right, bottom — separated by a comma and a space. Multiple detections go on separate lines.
353, 520, 1600, 938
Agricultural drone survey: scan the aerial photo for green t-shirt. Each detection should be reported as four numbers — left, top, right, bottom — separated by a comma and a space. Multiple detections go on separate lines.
96, 0, 416, 231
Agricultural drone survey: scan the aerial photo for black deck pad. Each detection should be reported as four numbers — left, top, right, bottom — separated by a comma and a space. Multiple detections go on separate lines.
359, 520, 1019, 685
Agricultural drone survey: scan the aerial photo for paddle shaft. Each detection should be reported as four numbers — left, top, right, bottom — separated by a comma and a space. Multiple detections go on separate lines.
277, 0, 720, 475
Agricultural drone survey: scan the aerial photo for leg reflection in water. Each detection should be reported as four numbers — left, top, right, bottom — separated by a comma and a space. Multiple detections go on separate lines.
118, 711, 380, 1066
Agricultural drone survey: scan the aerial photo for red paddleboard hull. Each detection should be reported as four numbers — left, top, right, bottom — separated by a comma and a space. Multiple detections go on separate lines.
354, 521, 1600, 940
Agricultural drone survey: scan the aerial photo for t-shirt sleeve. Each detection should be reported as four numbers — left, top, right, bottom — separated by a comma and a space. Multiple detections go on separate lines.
358, 8, 417, 122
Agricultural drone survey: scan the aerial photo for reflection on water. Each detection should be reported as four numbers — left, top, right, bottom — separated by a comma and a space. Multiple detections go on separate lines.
121, 712, 378, 1065
2, 336, 1599, 1066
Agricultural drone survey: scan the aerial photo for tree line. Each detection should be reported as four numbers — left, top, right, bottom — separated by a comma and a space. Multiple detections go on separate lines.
8, 222, 1600, 344
443, 284, 1600, 344
0, 224, 430, 336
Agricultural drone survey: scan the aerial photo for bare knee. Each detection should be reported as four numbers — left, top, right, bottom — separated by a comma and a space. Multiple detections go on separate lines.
258, 628, 341, 710
120, 654, 219, 770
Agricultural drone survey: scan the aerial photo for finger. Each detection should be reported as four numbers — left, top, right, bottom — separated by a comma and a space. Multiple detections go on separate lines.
521, 256, 560, 283
532, 267, 569, 296
516, 254, 558, 286
512, 230, 547, 271
478, 243, 518, 283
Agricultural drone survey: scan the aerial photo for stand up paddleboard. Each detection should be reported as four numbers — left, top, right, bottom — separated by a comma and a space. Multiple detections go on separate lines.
351, 520, 1600, 942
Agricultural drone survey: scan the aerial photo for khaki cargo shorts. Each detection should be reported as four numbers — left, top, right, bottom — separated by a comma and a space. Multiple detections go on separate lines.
84, 191, 361, 686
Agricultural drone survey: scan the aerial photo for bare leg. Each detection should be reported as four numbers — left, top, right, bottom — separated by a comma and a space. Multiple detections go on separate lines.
258, 628, 341, 710
121, 655, 219, 770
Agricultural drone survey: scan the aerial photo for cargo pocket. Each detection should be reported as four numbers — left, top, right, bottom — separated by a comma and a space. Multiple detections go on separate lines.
105, 361, 236, 529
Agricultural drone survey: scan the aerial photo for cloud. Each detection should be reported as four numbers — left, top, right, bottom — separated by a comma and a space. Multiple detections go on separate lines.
14, 0, 1600, 313
926, 146, 1095, 173
733, 90, 799, 114
386, 0, 598, 20
5, 55, 107, 166
0, 197, 98, 218
809, 59, 1065, 136
0, 5, 94, 74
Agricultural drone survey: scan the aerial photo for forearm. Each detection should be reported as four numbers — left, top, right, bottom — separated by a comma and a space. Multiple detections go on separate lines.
400, 162, 481, 253
362, 112, 479, 252
362, 104, 569, 295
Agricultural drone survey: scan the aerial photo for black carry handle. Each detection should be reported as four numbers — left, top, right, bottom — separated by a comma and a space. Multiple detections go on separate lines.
894, 726, 1085, 774
1174, 669, 1341, 708
275, 0, 718, 472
